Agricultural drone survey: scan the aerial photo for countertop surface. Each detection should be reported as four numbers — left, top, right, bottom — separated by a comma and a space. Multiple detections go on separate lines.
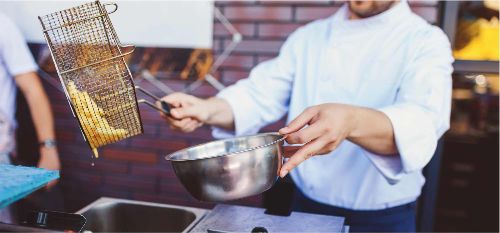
190, 204, 345, 233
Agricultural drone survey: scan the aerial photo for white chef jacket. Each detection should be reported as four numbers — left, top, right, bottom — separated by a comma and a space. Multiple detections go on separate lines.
213, 1, 453, 210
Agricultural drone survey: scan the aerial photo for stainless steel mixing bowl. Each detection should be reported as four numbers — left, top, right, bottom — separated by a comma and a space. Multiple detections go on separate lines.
165, 132, 285, 202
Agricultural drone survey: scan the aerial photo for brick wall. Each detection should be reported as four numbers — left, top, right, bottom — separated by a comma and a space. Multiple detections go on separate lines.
24, 0, 440, 212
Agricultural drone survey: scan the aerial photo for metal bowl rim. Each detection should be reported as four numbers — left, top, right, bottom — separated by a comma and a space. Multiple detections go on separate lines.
164, 132, 284, 162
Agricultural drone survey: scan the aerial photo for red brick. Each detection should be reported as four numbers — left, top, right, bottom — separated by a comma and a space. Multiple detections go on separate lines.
141, 124, 160, 137
43, 86, 65, 98
224, 6, 293, 21
214, 23, 256, 38
130, 137, 188, 152
95, 160, 129, 173
221, 70, 250, 84
58, 144, 93, 158
257, 55, 276, 63
62, 171, 102, 185
160, 125, 214, 141
130, 164, 176, 178
99, 186, 132, 199
258, 23, 302, 38
220, 54, 255, 69
63, 159, 128, 174
411, 6, 438, 23
102, 148, 158, 164
54, 118, 79, 129
160, 182, 192, 196
52, 104, 73, 117
295, 6, 339, 22
230, 39, 284, 54
135, 79, 186, 94
190, 83, 219, 97
56, 130, 75, 141
213, 38, 223, 53
105, 175, 156, 192
138, 107, 169, 124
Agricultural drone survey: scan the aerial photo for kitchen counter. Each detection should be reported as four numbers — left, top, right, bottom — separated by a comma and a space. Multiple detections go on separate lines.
190, 204, 346, 233
0, 197, 348, 232
78, 197, 348, 233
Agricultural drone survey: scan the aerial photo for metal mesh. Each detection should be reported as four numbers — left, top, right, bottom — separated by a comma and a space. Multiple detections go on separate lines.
39, 1, 142, 152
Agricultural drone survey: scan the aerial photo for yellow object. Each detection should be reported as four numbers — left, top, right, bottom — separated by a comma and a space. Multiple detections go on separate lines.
485, 0, 499, 11
66, 81, 128, 158
453, 18, 499, 61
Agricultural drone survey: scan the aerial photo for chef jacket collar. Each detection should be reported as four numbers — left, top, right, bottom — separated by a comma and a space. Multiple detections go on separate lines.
330, 0, 411, 32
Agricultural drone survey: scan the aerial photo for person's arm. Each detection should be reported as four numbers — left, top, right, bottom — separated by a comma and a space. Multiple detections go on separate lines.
0, 15, 60, 179
15, 72, 60, 173
160, 27, 304, 135
279, 27, 454, 182
278, 104, 397, 177
159, 94, 234, 132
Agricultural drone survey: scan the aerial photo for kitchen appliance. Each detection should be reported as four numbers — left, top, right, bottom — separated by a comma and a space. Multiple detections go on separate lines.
166, 133, 288, 202
38, 1, 171, 156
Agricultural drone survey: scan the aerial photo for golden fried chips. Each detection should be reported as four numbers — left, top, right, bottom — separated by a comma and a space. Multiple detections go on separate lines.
66, 81, 128, 157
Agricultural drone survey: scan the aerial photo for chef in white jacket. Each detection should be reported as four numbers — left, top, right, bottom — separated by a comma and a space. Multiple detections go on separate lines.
159, 0, 453, 231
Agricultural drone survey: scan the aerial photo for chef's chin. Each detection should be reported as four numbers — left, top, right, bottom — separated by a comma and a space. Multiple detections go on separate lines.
348, 0, 399, 18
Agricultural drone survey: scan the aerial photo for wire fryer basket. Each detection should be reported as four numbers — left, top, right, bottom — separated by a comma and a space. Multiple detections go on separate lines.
38, 1, 143, 156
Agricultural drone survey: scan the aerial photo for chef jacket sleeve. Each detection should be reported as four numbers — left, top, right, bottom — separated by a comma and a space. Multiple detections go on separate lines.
212, 28, 303, 138
0, 15, 38, 76
366, 27, 454, 184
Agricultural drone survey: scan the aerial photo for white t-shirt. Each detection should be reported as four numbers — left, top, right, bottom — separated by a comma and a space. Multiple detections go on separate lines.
213, 1, 453, 210
0, 13, 38, 156
0, 13, 38, 128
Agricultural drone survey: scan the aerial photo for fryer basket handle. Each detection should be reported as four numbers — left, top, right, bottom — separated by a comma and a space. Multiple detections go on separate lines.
103, 2, 118, 14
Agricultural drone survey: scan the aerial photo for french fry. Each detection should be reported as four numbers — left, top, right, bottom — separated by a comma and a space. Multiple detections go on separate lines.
66, 81, 128, 158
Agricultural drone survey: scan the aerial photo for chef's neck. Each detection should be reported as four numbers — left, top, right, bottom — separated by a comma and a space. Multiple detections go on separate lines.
348, 0, 400, 20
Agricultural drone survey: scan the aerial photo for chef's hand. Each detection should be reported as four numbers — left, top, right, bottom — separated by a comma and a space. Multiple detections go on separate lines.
158, 92, 207, 133
37, 146, 61, 189
278, 103, 358, 177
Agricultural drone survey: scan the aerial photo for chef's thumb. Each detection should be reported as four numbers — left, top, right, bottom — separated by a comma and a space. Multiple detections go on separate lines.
170, 106, 200, 120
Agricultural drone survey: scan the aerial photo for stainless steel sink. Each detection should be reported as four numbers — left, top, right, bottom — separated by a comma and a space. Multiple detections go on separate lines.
76, 197, 207, 232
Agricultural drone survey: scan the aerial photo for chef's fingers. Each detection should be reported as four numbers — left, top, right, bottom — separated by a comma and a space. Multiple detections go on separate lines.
285, 122, 323, 144
169, 117, 193, 130
279, 107, 318, 135
280, 137, 327, 177
181, 118, 203, 133
171, 106, 203, 121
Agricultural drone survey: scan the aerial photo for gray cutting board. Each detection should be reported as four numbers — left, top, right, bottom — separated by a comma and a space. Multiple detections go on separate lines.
189, 204, 345, 233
